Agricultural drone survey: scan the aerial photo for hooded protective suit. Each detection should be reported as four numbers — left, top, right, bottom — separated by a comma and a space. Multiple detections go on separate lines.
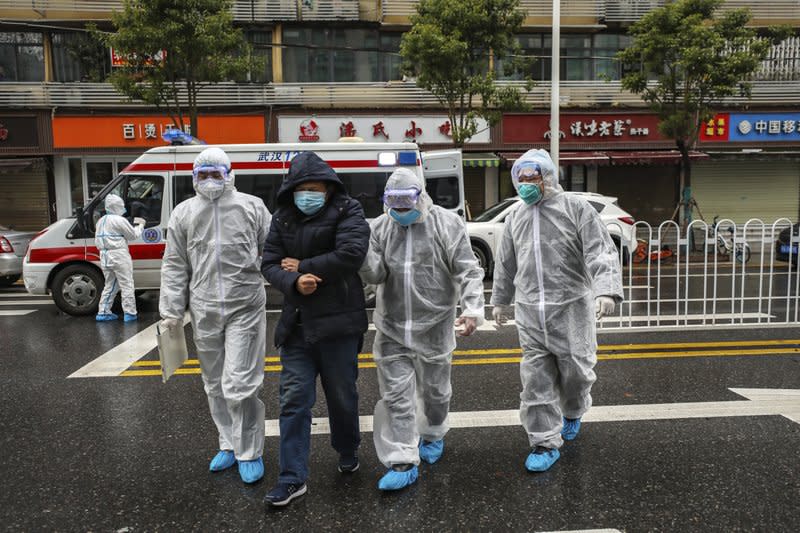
491, 149, 623, 450
360, 167, 485, 468
159, 147, 272, 462
95, 194, 143, 317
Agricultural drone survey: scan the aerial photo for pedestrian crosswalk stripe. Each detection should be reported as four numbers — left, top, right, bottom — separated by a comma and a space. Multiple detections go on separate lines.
0, 310, 37, 316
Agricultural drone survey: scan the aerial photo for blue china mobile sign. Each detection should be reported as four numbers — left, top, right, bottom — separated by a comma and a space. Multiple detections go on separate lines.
701, 112, 800, 142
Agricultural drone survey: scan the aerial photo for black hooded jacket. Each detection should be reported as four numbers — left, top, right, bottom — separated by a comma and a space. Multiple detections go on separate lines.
261, 151, 370, 347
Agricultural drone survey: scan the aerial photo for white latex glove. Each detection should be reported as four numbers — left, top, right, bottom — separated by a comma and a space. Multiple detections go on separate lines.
160, 317, 181, 330
595, 296, 615, 319
492, 305, 510, 326
133, 217, 146, 227
455, 316, 478, 337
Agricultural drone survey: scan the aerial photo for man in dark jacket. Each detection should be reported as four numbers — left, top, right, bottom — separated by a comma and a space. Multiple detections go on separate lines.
261, 151, 370, 507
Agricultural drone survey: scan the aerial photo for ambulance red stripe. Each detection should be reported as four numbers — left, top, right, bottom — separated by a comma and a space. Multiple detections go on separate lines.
29, 244, 166, 264
122, 159, 402, 173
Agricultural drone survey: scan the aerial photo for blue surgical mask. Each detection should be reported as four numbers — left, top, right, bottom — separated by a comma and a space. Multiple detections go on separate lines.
518, 183, 543, 205
294, 190, 326, 215
389, 208, 421, 226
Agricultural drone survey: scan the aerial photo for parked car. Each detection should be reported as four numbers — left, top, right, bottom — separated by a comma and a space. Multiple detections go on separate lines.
775, 223, 799, 266
467, 193, 637, 276
0, 225, 38, 287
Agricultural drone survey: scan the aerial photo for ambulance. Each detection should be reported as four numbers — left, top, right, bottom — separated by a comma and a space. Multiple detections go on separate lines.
23, 142, 464, 315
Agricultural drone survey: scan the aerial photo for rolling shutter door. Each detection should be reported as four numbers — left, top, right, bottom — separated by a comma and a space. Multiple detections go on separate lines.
0, 159, 49, 231
691, 160, 800, 225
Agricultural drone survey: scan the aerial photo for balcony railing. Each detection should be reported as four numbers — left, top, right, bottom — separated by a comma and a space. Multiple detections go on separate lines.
604, 0, 665, 23
1, 80, 799, 109
0, 0, 360, 21
382, 0, 603, 21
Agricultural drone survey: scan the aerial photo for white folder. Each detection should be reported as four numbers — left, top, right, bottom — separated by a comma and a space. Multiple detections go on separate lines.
156, 322, 189, 383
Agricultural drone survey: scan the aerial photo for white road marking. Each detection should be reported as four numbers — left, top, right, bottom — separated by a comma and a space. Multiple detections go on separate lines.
0, 293, 50, 299
263, 388, 800, 436
0, 300, 52, 306
0, 310, 37, 316
69, 312, 191, 378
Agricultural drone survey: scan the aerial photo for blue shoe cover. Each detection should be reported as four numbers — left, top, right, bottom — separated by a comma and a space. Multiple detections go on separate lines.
123, 313, 138, 322
378, 466, 419, 491
418, 439, 444, 464
209, 450, 236, 472
525, 448, 560, 472
238, 457, 264, 483
95, 313, 118, 322
561, 417, 581, 441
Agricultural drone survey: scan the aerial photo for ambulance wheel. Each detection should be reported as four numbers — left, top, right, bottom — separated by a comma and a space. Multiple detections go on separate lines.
52, 264, 103, 316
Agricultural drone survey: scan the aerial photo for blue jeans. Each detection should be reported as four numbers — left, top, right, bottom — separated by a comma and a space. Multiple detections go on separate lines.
278, 329, 362, 484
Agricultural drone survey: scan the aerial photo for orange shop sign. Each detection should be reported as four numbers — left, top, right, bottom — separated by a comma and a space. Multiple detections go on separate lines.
52, 115, 265, 149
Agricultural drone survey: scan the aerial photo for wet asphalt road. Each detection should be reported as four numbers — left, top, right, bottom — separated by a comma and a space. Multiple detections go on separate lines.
1, 283, 799, 532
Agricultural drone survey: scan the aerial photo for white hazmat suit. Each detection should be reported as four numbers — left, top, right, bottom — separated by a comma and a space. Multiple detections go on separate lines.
159, 147, 272, 462
95, 194, 143, 317
360, 168, 485, 468
491, 149, 623, 451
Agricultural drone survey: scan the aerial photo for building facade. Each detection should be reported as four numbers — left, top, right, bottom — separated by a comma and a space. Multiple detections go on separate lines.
1, 0, 799, 228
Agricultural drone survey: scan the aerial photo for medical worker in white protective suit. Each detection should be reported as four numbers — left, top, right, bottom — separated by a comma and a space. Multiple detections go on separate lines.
95, 193, 144, 322
360, 167, 485, 491
159, 147, 272, 484
491, 149, 623, 472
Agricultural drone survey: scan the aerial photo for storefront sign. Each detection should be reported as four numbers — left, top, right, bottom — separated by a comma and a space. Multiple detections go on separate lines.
700, 112, 800, 142
278, 115, 491, 144
503, 113, 666, 144
0, 116, 40, 149
110, 48, 167, 68
53, 115, 265, 149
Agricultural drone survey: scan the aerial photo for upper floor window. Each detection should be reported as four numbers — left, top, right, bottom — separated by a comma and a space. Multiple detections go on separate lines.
0, 32, 44, 82
282, 27, 401, 83
51, 32, 111, 82
497, 33, 631, 82
244, 30, 273, 83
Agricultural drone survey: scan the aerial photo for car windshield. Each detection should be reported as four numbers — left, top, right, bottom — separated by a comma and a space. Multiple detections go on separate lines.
472, 198, 518, 222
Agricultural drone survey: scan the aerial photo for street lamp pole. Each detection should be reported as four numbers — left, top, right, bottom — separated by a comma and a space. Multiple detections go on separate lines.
550, 0, 560, 168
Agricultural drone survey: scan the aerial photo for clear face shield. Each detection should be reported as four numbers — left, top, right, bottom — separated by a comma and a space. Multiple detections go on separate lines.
382, 188, 421, 210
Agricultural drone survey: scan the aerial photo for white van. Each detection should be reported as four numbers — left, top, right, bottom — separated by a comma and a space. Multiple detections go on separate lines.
24, 142, 464, 315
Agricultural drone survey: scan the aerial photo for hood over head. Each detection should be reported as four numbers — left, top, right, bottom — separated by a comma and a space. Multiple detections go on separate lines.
276, 151, 345, 205
383, 167, 432, 224
104, 193, 126, 216
510, 149, 563, 199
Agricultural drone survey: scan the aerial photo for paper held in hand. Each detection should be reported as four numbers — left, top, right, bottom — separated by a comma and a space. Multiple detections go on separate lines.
156, 323, 188, 383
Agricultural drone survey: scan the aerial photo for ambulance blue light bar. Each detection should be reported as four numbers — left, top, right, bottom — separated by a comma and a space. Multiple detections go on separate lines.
397, 151, 417, 165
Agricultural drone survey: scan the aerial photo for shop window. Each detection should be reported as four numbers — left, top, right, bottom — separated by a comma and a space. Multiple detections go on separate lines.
51, 32, 110, 82
283, 27, 401, 83
0, 32, 44, 82
68, 158, 84, 215
86, 162, 115, 201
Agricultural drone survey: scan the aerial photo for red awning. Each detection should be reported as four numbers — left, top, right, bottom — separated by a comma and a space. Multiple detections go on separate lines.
499, 151, 611, 166
607, 150, 709, 165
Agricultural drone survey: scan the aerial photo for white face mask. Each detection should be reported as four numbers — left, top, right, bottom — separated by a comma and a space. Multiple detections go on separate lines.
196, 178, 225, 200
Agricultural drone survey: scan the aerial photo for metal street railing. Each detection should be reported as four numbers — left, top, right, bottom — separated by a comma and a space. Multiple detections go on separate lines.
599, 218, 800, 331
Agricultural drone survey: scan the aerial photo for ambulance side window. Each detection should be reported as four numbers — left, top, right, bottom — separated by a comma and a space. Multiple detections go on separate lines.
234, 174, 283, 213
173, 174, 195, 207
425, 176, 459, 209
336, 172, 392, 219
90, 175, 164, 231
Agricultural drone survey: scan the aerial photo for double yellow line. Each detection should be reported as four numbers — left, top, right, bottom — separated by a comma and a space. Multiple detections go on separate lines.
120, 338, 800, 378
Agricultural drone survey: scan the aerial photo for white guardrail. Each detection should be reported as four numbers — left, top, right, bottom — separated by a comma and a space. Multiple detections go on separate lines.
599, 218, 800, 331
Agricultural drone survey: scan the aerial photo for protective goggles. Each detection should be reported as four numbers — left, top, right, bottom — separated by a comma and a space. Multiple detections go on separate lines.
515, 162, 542, 180
192, 165, 229, 181
382, 188, 421, 209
